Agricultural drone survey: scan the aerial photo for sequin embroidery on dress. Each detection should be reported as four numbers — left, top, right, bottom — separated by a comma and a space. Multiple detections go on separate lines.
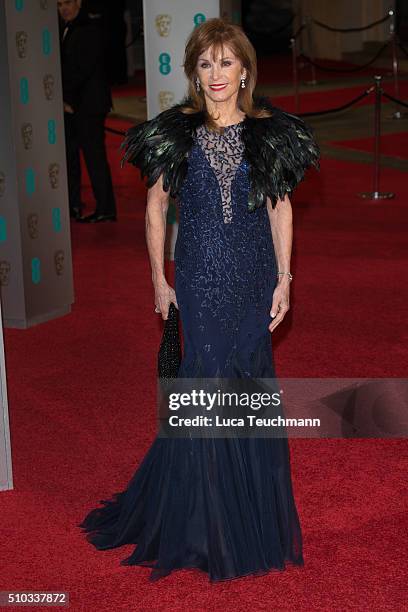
174, 119, 277, 349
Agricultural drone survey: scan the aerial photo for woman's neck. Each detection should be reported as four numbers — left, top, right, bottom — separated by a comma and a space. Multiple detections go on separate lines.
204, 95, 245, 127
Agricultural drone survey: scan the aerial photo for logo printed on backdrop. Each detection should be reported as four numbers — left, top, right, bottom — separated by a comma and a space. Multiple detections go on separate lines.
0, 218, 7, 242
42, 28, 51, 55
48, 163, 59, 189
0, 261, 11, 286
52, 208, 62, 232
159, 53, 171, 75
43, 74, 55, 100
48, 119, 57, 144
25, 168, 35, 195
0, 171, 5, 197
54, 250, 65, 275
31, 257, 41, 284
6, 0, 74, 329
159, 91, 175, 111
27, 213, 39, 240
193, 13, 206, 27
155, 15, 171, 37
21, 122, 33, 149
16, 31, 28, 58
20, 77, 29, 104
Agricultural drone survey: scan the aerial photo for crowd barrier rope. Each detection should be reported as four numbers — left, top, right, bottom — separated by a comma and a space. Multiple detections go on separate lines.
296, 74, 403, 201
382, 90, 408, 108
296, 74, 403, 203
297, 86, 374, 117
311, 13, 391, 33
291, 8, 406, 118
298, 42, 390, 74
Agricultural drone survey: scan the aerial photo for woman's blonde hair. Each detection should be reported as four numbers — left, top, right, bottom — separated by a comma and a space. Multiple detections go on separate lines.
181, 18, 272, 132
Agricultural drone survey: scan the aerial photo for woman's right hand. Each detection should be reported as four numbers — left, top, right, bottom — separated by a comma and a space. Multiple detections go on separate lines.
154, 278, 178, 320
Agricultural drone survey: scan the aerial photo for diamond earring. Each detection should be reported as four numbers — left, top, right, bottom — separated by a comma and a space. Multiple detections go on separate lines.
241, 74, 246, 89
196, 77, 200, 92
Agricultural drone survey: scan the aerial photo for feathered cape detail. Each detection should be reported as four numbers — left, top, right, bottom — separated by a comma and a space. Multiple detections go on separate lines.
121, 95, 320, 210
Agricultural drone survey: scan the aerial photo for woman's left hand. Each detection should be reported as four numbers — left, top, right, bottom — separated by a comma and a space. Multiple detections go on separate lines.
268, 280, 290, 332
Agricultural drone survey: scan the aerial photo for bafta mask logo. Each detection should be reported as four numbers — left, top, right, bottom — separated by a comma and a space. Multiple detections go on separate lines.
16, 31, 28, 59
0, 261, 11, 286
48, 163, 59, 189
159, 91, 175, 111
39, 0, 49, 8
0, 172, 5, 197
54, 249, 65, 275
155, 15, 171, 37
43, 74, 55, 100
27, 213, 39, 239
21, 123, 33, 150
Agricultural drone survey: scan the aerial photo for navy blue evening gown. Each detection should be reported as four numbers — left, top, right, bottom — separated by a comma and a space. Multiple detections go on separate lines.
79, 120, 304, 582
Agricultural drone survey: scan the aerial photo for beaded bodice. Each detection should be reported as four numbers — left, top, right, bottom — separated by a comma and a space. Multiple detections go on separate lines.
174, 119, 275, 338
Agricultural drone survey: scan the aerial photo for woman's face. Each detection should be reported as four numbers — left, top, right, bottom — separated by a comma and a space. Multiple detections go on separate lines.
196, 44, 246, 103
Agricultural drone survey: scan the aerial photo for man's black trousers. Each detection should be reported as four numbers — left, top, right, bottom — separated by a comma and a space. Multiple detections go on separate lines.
64, 111, 117, 216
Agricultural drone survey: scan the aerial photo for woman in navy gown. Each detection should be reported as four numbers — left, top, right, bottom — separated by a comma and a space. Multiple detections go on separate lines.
79, 18, 319, 582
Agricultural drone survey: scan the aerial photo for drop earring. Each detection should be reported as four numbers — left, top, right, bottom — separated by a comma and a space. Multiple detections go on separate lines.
241, 73, 246, 89
196, 77, 200, 92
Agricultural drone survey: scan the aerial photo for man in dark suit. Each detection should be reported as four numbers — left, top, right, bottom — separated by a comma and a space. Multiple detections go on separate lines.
58, 0, 117, 222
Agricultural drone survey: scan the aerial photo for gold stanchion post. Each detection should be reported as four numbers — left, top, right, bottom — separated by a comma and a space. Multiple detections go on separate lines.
359, 75, 395, 200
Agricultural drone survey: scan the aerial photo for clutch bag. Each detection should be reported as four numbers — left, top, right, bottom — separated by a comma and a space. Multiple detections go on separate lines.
157, 302, 182, 378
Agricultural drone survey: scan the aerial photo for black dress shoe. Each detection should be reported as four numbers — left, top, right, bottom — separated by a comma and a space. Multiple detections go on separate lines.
77, 212, 117, 223
70, 206, 83, 220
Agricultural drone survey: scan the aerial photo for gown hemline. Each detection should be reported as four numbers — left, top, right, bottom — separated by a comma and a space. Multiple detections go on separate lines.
78, 513, 305, 584
78, 432, 305, 584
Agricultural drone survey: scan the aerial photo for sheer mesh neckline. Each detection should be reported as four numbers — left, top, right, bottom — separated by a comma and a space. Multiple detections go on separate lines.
195, 122, 245, 224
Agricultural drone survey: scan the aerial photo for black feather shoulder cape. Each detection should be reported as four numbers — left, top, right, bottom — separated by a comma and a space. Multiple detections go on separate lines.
121, 95, 320, 211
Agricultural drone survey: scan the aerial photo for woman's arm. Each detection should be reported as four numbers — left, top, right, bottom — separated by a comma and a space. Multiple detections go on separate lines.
145, 175, 178, 319
266, 194, 293, 332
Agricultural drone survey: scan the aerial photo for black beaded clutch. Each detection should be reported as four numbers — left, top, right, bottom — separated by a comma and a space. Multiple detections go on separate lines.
157, 303, 182, 378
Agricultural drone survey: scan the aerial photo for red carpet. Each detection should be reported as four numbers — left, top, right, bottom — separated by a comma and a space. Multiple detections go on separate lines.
329, 131, 408, 160
2, 117, 408, 610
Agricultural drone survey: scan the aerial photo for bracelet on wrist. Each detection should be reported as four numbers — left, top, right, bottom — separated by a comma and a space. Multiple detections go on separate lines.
277, 272, 293, 281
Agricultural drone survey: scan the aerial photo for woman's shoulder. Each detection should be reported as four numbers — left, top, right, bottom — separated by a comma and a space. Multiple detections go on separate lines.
121, 97, 196, 160
120, 97, 196, 194
245, 95, 320, 168
243, 96, 320, 210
